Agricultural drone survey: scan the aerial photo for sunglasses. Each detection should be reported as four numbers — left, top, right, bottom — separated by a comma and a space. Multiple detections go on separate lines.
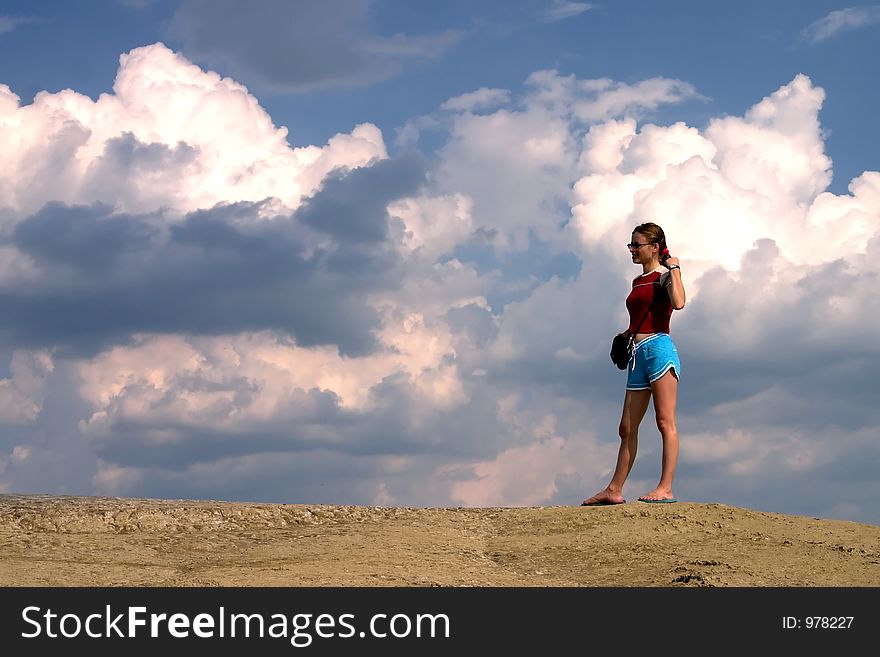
627, 242, 655, 250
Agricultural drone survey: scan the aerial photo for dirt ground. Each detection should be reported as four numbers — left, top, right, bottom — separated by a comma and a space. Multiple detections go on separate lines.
1, 494, 878, 586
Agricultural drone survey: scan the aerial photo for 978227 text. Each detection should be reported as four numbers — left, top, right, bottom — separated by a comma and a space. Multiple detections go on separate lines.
782, 616, 854, 629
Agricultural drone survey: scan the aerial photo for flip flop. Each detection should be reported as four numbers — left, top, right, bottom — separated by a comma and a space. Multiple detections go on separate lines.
638, 498, 677, 503
581, 499, 625, 506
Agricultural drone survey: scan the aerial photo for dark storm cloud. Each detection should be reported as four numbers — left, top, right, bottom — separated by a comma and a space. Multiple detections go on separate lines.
444, 303, 498, 348
167, 0, 461, 92
90, 386, 350, 469
0, 154, 427, 357
88, 367, 507, 472
81, 132, 199, 195
12, 202, 159, 275
297, 152, 427, 243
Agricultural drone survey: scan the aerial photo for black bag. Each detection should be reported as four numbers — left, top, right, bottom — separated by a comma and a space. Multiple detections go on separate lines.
610, 332, 632, 370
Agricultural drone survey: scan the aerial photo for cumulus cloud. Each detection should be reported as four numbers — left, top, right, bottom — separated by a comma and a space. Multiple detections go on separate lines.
426, 70, 701, 257
800, 5, 880, 43
167, 0, 462, 92
0, 43, 388, 217
571, 75, 836, 278
1, 41, 879, 523
0, 41, 424, 358
0, 43, 479, 489
1, 190, 418, 357
564, 74, 878, 384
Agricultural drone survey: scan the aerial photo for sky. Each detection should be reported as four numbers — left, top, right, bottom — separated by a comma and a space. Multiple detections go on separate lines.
0, 0, 878, 526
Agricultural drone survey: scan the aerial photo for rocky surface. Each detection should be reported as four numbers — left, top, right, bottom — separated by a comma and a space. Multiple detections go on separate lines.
1, 494, 878, 586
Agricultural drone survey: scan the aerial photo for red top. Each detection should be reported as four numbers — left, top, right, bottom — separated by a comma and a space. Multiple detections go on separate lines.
626, 270, 672, 334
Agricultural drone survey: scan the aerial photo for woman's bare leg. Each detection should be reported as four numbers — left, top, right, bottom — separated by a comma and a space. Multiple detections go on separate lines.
582, 389, 651, 505
638, 369, 679, 501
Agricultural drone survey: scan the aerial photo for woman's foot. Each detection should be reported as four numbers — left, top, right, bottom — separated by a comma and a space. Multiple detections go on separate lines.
637, 488, 675, 502
581, 489, 625, 506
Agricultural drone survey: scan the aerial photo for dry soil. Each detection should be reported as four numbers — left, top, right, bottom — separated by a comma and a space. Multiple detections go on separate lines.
1, 494, 878, 586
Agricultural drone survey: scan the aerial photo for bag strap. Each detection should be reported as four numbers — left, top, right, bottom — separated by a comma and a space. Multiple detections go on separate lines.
628, 278, 663, 342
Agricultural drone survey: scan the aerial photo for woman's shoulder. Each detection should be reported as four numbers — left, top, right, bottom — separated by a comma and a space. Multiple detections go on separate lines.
633, 268, 664, 284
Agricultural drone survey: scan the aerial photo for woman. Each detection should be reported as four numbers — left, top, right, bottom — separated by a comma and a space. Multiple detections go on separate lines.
582, 222, 686, 505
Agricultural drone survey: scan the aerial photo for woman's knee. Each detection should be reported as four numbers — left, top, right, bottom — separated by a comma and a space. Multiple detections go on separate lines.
619, 421, 640, 441
655, 415, 677, 436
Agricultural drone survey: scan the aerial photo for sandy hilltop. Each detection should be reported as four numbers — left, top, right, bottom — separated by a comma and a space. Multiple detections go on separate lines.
0, 494, 877, 587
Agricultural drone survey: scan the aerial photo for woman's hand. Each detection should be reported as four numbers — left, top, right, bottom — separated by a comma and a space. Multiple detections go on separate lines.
664, 256, 686, 309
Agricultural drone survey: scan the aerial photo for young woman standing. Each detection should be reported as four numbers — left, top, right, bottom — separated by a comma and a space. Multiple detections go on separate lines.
582, 222, 686, 505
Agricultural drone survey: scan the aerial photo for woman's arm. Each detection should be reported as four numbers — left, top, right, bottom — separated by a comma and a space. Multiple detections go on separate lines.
664, 258, 686, 310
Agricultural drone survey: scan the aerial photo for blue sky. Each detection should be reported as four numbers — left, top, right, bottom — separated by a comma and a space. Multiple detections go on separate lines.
0, 0, 879, 526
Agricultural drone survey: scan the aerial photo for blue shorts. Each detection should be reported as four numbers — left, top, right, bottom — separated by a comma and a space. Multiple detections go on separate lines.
626, 333, 681, 391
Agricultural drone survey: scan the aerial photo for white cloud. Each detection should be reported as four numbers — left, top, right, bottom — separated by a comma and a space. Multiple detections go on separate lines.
75, 322, 466, 441
801, 5, 880, 43
440, 87, 511, 113
447, 436, 574, 506
0, 350, 54, 424
570, 74, 845, 280
0, 43, 386, 217
543, 2, 595, 23
427, 70, 701, 254
562, 75, 704, 123
387, 193, 475, 259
